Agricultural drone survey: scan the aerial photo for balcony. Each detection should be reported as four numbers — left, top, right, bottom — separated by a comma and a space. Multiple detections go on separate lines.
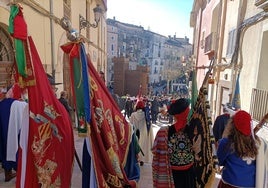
250, 88, 268, 121
255, 0, 268, 11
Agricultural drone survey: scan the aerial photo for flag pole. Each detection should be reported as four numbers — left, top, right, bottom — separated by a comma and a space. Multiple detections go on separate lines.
74, 149, 82, 171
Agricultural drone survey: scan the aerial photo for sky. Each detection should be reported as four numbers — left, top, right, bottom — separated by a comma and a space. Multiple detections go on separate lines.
107, 0, 194, 43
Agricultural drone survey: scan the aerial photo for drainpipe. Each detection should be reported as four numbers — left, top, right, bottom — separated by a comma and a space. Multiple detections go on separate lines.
50, 0, 55, 79
216, 0, 227, 67
230, 0, 246, 102
214, 0, 227, 116
195, 7, 203, 72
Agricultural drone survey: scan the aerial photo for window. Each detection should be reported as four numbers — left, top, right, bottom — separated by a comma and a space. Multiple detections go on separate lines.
226, 29, 236, 57
154, 67, 157, 74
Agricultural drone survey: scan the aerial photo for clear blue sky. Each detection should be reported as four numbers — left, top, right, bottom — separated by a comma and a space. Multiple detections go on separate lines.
107, 0, 194, 42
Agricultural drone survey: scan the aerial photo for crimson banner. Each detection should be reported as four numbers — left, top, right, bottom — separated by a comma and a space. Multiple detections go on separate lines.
61, 42, 136, 187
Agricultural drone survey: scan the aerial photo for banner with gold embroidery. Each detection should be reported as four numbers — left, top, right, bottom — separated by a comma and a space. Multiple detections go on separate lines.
188, 58, 217, 188
17, 36, 75, 188
8, 4, 75, 188
61, 42, 136, 187
188, 87, 214, 187
60, 42, 90, 136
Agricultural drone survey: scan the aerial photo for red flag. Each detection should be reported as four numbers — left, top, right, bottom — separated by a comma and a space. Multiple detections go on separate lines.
88, 56, 136, 187
61, 41, 136, 187
16, 36, 74, 188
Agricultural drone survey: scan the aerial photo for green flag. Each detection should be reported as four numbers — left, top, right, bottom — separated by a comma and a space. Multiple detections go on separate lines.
188, 69, 198, 120
8, 5, 27, 77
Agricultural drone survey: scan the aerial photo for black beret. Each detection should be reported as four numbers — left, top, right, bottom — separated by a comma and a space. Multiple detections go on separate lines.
168, 98, 190, 115
46, 73, 62, 85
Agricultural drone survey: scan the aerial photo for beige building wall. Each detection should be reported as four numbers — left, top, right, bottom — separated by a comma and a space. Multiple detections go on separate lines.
214, 0, 240, 117
0, 0, 107, 96
191, 0, 268, 121
217, 0, 268, 115
239, 17, 268, 111
219, 0, 268, 117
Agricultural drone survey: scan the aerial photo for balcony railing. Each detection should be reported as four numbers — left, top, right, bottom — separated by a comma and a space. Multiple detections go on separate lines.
250, 88, 268, 121
255, 0, 268, 11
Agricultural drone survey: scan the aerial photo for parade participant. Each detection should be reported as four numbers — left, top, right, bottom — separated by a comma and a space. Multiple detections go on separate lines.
152, 98, 196, 188
254, 113, 268, 188
46, 73, 61, 97
217, 110, 260, 188
0, 88, 17, 182
213, 104, 230, 148
6, 90, 29, 186
151, 96, 160, 124
58, 90, 72, 115
124, 96, 134, 119
129, 99, 154, 166
6, 83, 24, 100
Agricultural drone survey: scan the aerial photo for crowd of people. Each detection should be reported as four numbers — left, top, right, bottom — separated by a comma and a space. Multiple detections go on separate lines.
120, 93, 268, 188
1, 83, 268, 187
123, 94, 178, 125
0, 88, 17, 182
0, 82, 74, 183
1, 60, 268, 188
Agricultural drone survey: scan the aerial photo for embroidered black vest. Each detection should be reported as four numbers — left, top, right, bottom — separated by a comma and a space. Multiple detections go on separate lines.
168, 125, 194, 167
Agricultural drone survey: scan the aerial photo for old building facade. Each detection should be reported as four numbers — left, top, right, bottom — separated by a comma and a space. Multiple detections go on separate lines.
107, 18, 192, 96
0, 0, 107, 101
190, 0, 268, 122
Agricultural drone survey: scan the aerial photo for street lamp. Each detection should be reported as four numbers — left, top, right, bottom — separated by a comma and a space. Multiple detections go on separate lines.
60, 5, 103, 41
79, 5, 103, 32
60, 17, 79, 41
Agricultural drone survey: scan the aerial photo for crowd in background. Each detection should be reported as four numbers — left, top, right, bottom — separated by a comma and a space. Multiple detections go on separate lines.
123, 94, 187, 125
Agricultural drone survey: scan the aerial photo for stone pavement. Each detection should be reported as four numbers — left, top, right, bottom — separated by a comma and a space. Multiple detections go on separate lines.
0, 122, 161, 188
137, 123, 162, 188
0, 128, 84, 188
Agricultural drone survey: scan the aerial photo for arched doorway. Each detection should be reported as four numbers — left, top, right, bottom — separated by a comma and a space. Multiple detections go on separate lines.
0, 24, 15, 88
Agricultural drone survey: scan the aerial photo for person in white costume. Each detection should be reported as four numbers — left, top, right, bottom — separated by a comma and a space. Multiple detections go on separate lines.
129, 99, 154, 165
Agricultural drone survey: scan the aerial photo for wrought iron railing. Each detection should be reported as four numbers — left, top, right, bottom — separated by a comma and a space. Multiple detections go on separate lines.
250, 88, 268, 121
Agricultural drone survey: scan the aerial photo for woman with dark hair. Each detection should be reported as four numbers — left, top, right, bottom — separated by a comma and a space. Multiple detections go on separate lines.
217, 110, 262, 188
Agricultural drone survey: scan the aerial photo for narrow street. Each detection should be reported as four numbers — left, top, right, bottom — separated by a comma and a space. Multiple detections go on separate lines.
0, 122, 162, 188
0, 120, 220, 187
